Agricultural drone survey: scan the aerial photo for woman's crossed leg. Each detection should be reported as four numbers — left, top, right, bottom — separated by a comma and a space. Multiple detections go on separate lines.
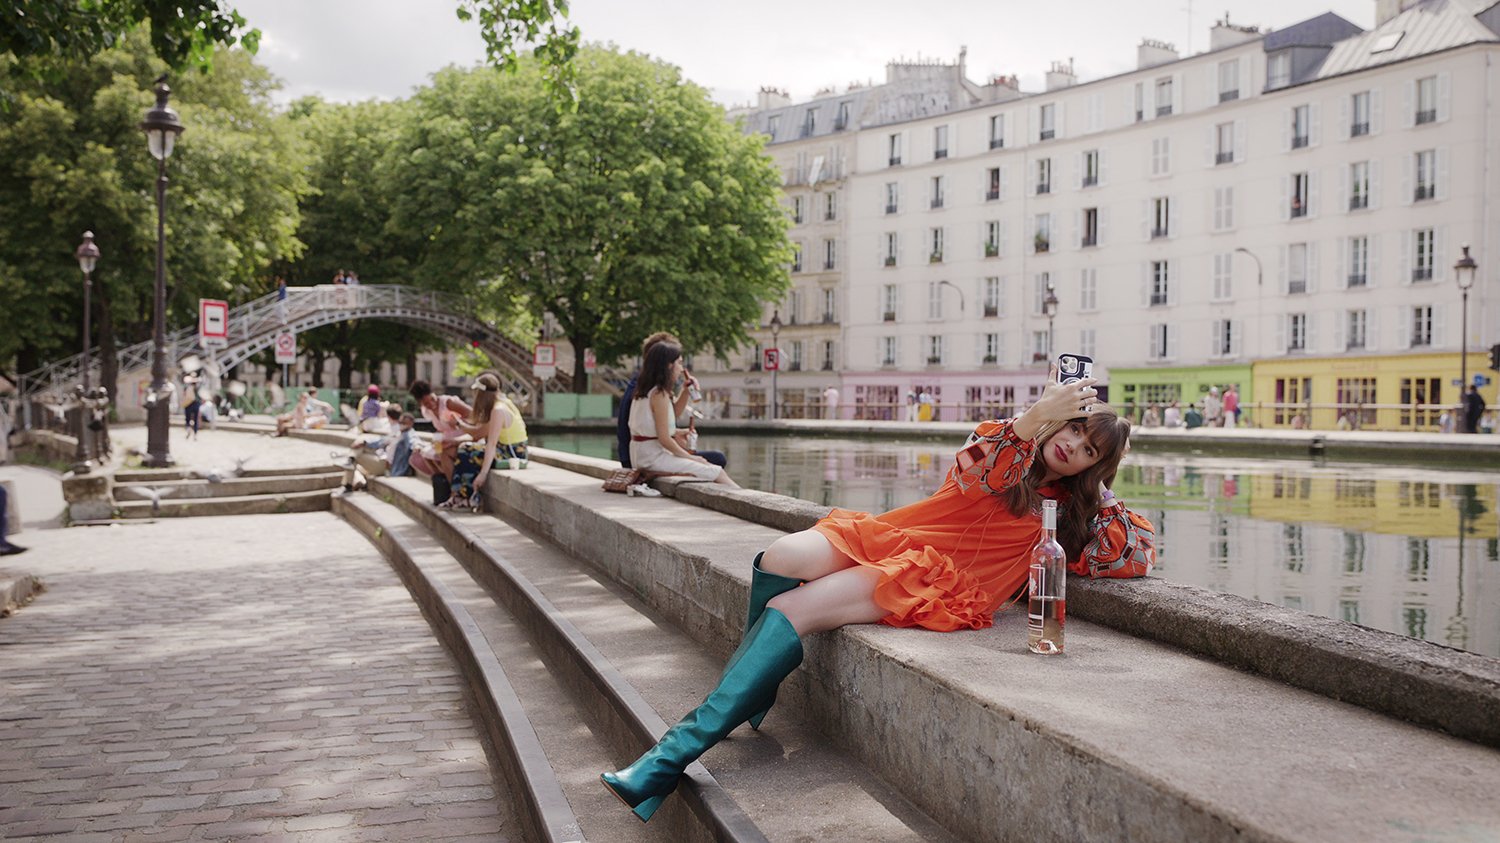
762, 529, 890, 636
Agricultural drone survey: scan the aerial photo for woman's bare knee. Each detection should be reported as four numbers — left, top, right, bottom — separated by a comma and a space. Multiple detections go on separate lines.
767, 566, 887, 635
761, 530, 853, 582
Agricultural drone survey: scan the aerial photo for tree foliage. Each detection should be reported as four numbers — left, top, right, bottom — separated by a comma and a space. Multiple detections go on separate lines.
4, 1, 577, 101
0, 31, 308, 389
2, 0, 259, 71
394, 47, 792, 386
456, 0, 579, 106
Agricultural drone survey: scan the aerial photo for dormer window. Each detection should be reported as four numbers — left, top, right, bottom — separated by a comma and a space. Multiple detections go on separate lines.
1268, 52, 1291, 90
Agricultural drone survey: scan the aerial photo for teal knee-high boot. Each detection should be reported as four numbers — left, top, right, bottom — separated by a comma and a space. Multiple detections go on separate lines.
601, 607, 803, 822
733, 552, 801, 729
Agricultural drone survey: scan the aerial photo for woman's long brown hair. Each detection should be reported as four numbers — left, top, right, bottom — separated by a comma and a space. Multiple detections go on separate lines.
467, 371, 502, 427
998, 406, 1132, 561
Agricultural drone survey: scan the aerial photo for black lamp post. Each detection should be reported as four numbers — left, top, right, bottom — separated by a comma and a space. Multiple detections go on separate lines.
1041, 279, 1060, 361
769, 309, 783, 420
73, 231, 100, 473
1456, 245, 1479, 425
140, 81, 184, 467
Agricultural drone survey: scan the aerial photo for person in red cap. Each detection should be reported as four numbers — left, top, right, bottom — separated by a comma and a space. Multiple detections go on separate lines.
356, 384, 388, 433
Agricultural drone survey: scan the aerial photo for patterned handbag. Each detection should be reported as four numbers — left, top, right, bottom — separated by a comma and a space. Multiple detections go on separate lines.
602, 468, 642, 493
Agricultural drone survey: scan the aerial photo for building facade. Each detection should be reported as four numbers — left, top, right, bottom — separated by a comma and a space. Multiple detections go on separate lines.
703, 0, 1500, 430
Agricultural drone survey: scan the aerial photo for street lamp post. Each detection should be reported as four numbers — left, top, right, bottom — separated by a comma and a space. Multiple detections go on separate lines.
769, 309, 783, 420
73, 231, 100, 473
936, 279, 966, 315
1041, 280, 1059, 361
1456, 244, 1479, 430
140, 80, 184, 468
1233, 247, 1264, 356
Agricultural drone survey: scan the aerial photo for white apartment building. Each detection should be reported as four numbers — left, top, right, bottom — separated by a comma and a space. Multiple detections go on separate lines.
709, 0, 1500, 429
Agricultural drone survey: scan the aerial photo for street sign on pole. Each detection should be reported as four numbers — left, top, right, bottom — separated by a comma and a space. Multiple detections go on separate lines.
274, 330, 297, 365
532, 343, 557, 380
583, 348, 597, 374
199, 299, 229, 348
763, 348, 781, 371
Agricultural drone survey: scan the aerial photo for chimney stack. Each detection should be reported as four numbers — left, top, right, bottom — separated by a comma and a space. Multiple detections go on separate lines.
1137, 38, 1179, 70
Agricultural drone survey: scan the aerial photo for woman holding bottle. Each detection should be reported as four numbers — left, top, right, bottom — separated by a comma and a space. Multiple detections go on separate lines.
602, 369, 1154, 821
627, 341, 738, 488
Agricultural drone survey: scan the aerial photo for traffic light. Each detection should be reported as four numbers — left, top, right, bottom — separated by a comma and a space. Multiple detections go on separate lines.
468, 329, 487, 349
1489, 343, 1500, 372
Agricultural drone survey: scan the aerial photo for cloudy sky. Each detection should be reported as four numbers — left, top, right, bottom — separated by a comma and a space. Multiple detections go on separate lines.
233, 0, 1377, 108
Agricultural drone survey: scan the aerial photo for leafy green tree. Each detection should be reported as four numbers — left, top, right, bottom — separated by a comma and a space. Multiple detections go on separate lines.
395, 48, 792, 387
2, 0, 259, 70
5, 1, 576, 100
0, 32, 308, 394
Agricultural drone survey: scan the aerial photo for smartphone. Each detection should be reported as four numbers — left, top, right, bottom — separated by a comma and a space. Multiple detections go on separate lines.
1056, 353, 1094, 385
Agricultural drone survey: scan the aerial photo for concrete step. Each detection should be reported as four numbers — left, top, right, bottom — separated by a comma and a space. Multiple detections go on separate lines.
113, 464, 342, 482
116, 488, 332, 518
332, 493, 584, 843
459, 461, 1500, 843
372, 474, 956, 842
114, 472, 342, 501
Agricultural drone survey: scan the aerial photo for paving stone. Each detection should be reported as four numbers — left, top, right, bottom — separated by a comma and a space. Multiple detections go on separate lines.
0, 510, 515, 841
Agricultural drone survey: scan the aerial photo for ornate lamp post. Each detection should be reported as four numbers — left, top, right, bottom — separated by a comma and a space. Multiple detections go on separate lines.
1041, 280, 1060, 361
72, 231, 100, 473
769, 309, 783, 420
1456, 245, 1479, 422
140, 80, 184, 467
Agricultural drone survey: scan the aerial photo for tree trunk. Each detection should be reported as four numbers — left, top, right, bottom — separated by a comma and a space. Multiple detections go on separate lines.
405, 351, 417, 387
336, 348, 354, 389
308, 349, 325, 387
570, 330, 590, 394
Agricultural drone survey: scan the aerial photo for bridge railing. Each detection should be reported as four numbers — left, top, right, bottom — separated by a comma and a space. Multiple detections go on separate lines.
17, 285, 626, 423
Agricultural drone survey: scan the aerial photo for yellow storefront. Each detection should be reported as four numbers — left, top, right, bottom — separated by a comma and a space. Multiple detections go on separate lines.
1251, 351, 1493, 431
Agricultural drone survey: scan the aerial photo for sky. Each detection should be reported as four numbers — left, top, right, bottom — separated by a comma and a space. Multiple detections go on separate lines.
233, 0, 1377, 108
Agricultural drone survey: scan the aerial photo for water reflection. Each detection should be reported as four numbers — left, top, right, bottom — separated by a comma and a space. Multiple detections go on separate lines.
532, 432, 1500, 657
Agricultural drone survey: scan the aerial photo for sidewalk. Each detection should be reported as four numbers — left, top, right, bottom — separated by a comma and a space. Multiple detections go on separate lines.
0, 501, 517, 840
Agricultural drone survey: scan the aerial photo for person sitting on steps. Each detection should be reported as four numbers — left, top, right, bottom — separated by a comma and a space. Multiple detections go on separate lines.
601, 367, 1154, 821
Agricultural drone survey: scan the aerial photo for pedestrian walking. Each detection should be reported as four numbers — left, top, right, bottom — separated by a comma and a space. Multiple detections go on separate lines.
823, 385, 840, 420
1463, 386, 1487, 434
1222, 385, 1239, 429
275, 276, 288, 323
182, 372, 202, 439
1204, 387, 1224, 428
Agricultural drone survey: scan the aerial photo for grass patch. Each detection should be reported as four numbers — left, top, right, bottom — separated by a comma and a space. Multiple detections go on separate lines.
12, 447, 74, 474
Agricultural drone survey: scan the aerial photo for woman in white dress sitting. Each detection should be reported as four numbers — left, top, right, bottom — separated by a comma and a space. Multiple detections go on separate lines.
629, 341, 739, 488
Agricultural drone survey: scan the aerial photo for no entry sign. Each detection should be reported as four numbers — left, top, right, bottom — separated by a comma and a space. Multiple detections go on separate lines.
274, 331, 297, 364
199, 299, 229, 348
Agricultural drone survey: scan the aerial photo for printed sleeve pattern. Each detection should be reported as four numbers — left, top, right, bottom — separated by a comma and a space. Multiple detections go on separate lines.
1072, 502, 1156, 578
949, 419, 1038, 500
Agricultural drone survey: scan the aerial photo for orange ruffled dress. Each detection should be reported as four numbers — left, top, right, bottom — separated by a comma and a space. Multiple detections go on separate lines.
812, 419, 1156, 632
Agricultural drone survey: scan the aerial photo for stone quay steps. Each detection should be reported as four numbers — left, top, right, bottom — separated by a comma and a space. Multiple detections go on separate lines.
115, 487, 332, 519
466, 460, 1500, 843
113, 464, 343, 483
114, 472, 342, 501
333, 492, 585, 843
363, 475, 956, 843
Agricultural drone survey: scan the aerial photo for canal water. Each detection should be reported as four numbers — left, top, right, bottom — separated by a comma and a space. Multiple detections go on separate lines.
532, 430, 1500, 658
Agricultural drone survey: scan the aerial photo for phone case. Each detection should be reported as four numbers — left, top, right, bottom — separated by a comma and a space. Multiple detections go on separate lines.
1056, 354, 1094, 385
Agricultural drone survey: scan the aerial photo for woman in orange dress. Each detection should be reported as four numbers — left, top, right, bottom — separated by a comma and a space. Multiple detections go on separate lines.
603, 372, 1156, 821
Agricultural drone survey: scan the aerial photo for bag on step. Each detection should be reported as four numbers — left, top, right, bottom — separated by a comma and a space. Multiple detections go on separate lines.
602, 468, 642, 493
